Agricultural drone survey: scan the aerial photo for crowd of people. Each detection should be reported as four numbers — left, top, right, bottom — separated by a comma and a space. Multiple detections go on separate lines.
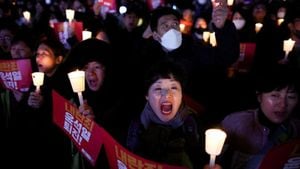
0, 0, 300, 168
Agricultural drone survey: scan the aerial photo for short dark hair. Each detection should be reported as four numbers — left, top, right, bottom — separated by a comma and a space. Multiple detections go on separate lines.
149, 7, 181, 32
144, 61, 187, 95
38, 38, 66, 59
254, 65, 300, 94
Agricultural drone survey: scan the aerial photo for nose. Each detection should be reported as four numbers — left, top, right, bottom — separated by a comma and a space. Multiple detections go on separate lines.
161, 89, 172, 97
277, 97, 287, 111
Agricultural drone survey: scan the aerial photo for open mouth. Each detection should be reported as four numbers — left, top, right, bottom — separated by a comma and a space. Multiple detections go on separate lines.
274, 111, 286, 118
88, 79, 97, 88
160, 102, 172, 115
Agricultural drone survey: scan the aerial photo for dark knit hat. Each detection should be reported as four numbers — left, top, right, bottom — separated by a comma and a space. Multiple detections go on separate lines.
66, 39, 112, 70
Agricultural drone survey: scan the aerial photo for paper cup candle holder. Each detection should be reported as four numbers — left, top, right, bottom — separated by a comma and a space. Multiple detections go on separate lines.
205, 128, 227, 168
32, 72, 45, 93
68, 70, 85, 106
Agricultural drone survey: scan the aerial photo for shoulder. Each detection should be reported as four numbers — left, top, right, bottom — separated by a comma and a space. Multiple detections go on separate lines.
126, 117, 144, 151
221, 109, 257, 129
289, 118, 300, 137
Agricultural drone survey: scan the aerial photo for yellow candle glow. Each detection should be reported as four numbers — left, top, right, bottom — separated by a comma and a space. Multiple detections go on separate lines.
179, 23, 185, 32
32, 72, 44, 92
209, 32, 217, 47
227, 0, 234, 6
255, 23, 263, 33
68, 70, 85, 93
203, 31, 210, 43
277, 18, 284, 26
66, 9, 75, 23
82, 30, 92, 41
205, 128, 227, 168
283, 38, 295, 54
68, 70, 85, 106
23, 11, 31, 22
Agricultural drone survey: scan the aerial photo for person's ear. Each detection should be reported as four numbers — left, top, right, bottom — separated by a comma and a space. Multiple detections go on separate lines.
55, 55, 64, 64
152, 31, 161, 42
256, 91, 262, 103
145, 95, 149, 101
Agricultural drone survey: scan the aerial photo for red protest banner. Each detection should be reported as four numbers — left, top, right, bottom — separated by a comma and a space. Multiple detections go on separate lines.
259, 139, 300, 169
0, 59, 32, 92
100, 127, 188, 169
52, 90, 103, 166
53, 21, 83, 44
52, 91, 189, 169
98, 0, 117, 13
234, 42, 256, 73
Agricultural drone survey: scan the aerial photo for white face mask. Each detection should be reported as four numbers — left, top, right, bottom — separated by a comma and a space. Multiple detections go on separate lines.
277, 11, 285, 18
233, 19, 246, 30
197, 0, 207, 5
160, 29, 182, 51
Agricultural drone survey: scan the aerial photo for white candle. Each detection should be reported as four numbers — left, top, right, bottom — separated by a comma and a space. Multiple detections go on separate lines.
227, 0, 234, 6
277, 18, 284, 26
32, 72, 44, 93
23, 11, 31, 22
205, 129, 227, 168
66, 9, 75, 23
179, 23, 185, 33
68, 70, 85, 106
203, 31, 210, 43
209, 32, 217, 47
283, 38, 295, 59
82, 30, 92, 41
255, 23, 263, 33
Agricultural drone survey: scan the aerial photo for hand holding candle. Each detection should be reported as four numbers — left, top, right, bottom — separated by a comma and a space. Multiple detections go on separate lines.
32, 72, 44, 93
68, 70, 85, 106
205, 129, 227, 169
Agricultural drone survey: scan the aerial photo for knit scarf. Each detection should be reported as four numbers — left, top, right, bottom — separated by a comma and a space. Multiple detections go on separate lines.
140, 102, 189, 129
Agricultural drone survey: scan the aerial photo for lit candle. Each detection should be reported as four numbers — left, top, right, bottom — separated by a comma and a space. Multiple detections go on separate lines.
227, 0, 234, 6
68, 70, 85, 106
23, 11, 31, 22
82, 30, 92, 41
66, 9, 75, 23
209, 32, 217, 47
32, 72, 44, 93
283, 38, 295, 59
179, 23, 185, 33
277, 18, 284, 26
205, 129, 227, 168
203, 31, 210, 43
255, 23, 263, 33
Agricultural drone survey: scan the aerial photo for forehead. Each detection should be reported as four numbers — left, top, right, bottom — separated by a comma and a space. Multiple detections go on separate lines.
233, 11, 242, 18
12, 41, 28, 48
38, 43, 51, 51
254, 4, 266, 10
86, 61, 103, 66
158, 14, 178, 24
0, 29, 13, 36
152, 78, 179, 86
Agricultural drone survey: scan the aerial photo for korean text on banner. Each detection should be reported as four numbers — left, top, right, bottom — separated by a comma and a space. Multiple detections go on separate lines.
52, 90, 103, 166
0, 59, 32, 92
